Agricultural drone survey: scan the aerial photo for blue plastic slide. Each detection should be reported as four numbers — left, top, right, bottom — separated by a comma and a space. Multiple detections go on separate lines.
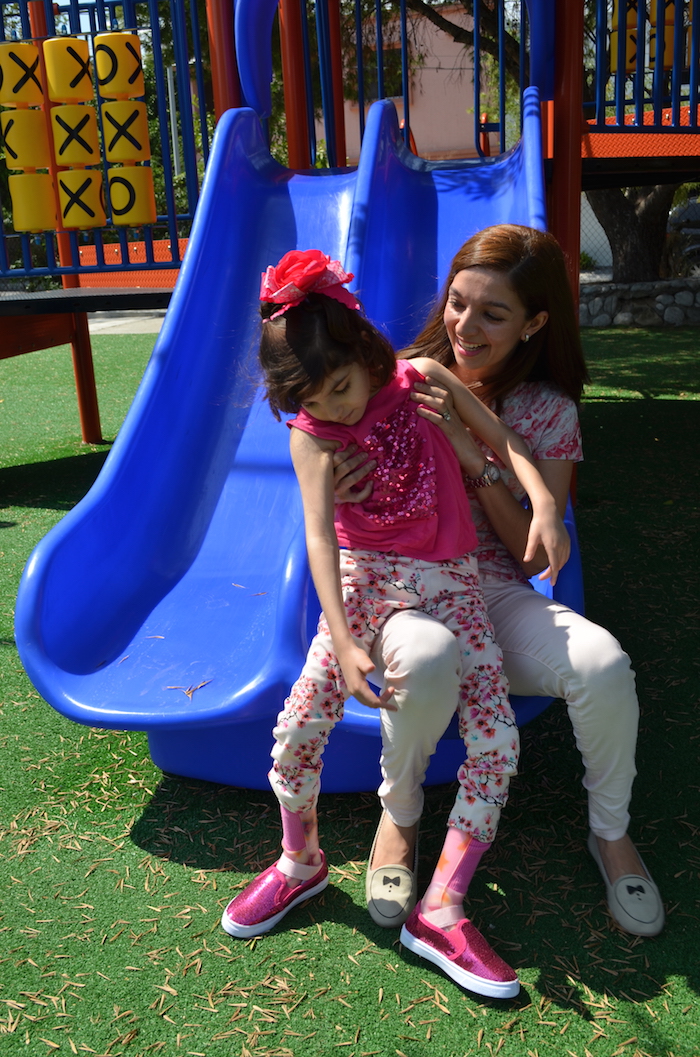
15, 89, 583, 792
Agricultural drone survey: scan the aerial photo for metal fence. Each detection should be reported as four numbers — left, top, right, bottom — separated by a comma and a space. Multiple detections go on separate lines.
2, 0, 698, 285
589, 0, 698, 130
0, 0, 212, 283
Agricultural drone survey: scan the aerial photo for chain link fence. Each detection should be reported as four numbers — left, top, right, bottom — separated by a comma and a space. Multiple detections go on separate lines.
580, 193, 612, 277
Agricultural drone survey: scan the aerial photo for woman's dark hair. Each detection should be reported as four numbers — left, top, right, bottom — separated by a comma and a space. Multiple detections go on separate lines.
259, 292, 397, 419
406, 224, 589, 407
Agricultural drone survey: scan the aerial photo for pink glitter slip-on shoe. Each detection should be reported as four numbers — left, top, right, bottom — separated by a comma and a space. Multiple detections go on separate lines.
399, 904, 520, 1000
221, 852, 329, 939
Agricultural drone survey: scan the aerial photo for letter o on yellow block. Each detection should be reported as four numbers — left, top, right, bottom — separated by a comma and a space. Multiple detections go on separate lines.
44, 36, 93, 103
1, 108, 50, 169
0, 41, 44, 106
57, 169, 106, 228
108, 166, 157, 226
50, 103, 100, 166
94, 32, 145, 99
9, 172, 57, 231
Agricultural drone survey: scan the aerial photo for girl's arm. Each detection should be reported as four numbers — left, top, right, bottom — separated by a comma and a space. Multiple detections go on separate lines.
289, 428, 396, 710
409, 358, 570, 583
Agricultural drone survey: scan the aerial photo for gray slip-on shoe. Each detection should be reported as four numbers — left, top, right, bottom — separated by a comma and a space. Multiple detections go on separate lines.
587, 831, 664, 937
366, 812, 418, 928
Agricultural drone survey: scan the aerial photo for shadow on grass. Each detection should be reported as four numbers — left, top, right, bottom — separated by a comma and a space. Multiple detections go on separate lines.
0, 451, 110, 510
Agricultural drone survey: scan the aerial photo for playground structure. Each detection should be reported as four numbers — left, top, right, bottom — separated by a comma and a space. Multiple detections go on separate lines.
8, 0, 700, 792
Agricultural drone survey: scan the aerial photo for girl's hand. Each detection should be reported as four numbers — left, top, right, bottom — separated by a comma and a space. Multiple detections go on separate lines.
333, 444, 376, 504
338, 642, 397, 711
523, 508, 571, 586
411, 379, 487, 478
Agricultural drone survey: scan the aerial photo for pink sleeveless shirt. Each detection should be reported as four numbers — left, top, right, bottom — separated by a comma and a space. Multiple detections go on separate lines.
289, 360, 477, 561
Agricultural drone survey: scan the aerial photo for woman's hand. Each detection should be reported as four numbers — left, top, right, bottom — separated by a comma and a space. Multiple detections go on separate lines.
332, 444, 376, 504
524, 507, 571, 586
337, 641, 397, 711
411, 378, 486, 478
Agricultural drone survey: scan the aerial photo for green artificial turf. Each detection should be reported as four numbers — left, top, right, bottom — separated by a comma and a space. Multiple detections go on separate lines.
0, 329, 698, 1057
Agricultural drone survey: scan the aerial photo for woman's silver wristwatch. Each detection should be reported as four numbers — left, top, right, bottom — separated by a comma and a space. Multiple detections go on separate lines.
464, 461, 501, 489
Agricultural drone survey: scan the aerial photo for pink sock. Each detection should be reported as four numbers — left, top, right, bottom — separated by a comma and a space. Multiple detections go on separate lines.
280, 806, 306, 853
422, 829, 491, 914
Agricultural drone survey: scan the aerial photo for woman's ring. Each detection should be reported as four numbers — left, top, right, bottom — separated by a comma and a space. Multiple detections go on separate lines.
443, 411, 451, 422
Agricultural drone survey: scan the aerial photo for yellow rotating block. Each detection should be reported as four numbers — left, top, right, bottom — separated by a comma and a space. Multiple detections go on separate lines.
57, 169, 106, 228
610, 29, 640, 74
1, 107, 50, 169
94, 32, 145, 99
44, 36, 92, 103
51, 103, 100, 166
0, 42, 44, 106
101, 100, 150, 162
8, 172, 57, 231
108, 165, 156, 226
650, 23, 677, 70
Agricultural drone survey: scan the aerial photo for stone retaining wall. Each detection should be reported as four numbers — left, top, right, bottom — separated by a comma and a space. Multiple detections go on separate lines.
579, 277, 700, 327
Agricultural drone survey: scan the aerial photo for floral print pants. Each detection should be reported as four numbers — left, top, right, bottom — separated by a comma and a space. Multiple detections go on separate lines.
269, 550, 519, 842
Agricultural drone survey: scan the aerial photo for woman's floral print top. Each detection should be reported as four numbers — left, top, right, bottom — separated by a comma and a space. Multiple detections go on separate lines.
470, 381, 583, 584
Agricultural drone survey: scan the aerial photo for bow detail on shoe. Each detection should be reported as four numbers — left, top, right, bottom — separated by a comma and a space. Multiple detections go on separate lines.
383, 875, 401, 887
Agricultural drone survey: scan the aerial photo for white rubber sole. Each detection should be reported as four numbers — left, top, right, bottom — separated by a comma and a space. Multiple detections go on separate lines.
399, 925, 520, 1000
221, 875, 329, 939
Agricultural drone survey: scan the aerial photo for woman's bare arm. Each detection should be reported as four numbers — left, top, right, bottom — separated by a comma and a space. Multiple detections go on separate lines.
409, 359, 570, 581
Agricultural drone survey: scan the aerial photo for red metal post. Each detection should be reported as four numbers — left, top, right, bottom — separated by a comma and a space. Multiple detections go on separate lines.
279, 0, 312, 168
27, 1, 103, 442
548, 0, 584, 297
327, 0, 347, 166
69, 313, 104, 444
479, 112, 491, 156
206, 0, 242, 119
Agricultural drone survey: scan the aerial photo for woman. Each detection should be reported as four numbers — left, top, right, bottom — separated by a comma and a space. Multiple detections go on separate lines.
335, 224, 664, 939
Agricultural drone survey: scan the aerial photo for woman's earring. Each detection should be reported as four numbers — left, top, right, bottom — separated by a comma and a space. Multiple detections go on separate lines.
522, 333, 530, 343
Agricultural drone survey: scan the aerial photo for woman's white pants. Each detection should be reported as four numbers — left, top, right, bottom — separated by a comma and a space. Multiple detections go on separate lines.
370, 578, 639, 841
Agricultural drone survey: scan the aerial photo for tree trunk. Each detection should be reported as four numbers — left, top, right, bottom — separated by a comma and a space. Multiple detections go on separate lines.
586, 185, 680, 282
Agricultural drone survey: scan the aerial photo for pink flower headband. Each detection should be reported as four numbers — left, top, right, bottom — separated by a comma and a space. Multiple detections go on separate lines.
260, 249, 361, 321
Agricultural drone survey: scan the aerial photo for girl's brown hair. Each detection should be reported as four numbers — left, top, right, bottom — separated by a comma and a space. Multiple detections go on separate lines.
259, 293, 397, 419
406, 224, 589, 408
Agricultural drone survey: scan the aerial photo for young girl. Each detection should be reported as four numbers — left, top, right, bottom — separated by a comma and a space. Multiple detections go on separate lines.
221, 249, 569, 1000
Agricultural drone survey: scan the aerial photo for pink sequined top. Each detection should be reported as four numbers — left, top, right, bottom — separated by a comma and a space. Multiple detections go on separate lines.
289, 360, 477, 561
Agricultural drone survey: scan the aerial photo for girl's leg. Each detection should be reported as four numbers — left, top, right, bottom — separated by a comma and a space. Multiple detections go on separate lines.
429, 563, 518, 846
280, 804, 321, 883
399, 559, 520, 999
400, 822, 519, 1000
369, 609, 461, 868
421, 829, 491, 918
221, 629, 342, 938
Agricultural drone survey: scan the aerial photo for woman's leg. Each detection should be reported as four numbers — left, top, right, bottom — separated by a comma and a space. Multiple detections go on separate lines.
482, 579, 639, 845
482, 579, 663, 935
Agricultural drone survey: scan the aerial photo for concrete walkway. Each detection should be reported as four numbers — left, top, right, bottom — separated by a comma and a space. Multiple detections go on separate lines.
88, 309, 166, 335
